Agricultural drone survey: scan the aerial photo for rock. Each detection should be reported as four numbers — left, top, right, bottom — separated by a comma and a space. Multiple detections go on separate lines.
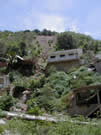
0, 119, 6, 124
21, 90, 31, 103
10, 103, 28, 113
16, 103, 28, 112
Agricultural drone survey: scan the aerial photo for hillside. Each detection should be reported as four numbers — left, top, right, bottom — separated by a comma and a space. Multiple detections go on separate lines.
0, 30, 101, 58
0, 30, 101, 134
0, 30, 57, 56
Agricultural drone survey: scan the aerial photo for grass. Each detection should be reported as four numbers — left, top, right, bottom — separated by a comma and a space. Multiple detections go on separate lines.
0, 117, 101, 135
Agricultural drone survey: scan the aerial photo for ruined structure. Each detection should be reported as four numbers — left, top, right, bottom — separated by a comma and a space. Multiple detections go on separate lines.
68, 85, 101, 117
0, 58, 8, 68
0, 75, 10, 88
7, 55, 34, 76
47, 49, 83, 72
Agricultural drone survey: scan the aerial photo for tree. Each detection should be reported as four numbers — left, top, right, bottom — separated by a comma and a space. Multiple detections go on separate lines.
19, 42, 27, 56
33, 29, 40, 35
28, 43, 42, 71
0, 41, 7, 57
56, 32, 77, 50
41, 29, 48, 36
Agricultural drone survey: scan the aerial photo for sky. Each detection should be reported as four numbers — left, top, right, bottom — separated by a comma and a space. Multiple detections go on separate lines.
0, 0, 101, 39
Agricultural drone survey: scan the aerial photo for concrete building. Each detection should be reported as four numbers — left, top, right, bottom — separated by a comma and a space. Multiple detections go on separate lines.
47, 49, 83, 72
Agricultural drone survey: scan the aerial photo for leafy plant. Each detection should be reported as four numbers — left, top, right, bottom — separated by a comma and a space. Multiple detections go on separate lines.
27, 99, 42, 115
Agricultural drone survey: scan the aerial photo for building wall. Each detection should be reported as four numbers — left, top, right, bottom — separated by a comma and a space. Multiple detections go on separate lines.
48, 49, 82, 63
47, 49, 83, 72
47, 59, 81, 72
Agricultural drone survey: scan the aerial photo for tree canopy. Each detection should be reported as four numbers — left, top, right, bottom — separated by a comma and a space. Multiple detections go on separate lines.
56, 31, 101, 53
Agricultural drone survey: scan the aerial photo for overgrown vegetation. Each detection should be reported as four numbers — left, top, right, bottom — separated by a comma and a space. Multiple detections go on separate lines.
0, 94, 16, 111
0, 118, 101, 135
4, 66, 100, 114
1, 29, 101, 134
56, 31, 101, 53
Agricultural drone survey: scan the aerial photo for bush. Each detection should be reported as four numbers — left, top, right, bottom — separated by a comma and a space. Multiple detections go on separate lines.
38, 84, 53, 108
29, 74, 45, 90
13, 76, 30, 88
27, 99, 42, 115
0, 94, 16, 111
56, 32, 77, 50
68, 66, 101, 89
47, 71, 70, 98
9, 71, 22, 83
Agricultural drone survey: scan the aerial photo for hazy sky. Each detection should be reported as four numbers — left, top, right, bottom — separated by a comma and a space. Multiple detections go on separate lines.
0, 0, 101, 39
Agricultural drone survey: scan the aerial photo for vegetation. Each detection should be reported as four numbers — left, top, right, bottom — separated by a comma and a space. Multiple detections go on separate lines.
0, 94, 16, 111
0, 30, 101, 58
0, 118, 101, 135
0, 29, 101, 134
5, 66, 101, 114
56, 31, 101, 53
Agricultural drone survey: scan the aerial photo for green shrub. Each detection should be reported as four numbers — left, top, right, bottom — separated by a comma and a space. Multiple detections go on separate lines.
13, 76, 30, 88
68, 66, 101, 89
47, 71, 70, 97
27, 99, 42, 115
36, 84, 55, 112
0, 94, 16, 111
9, 71, 22, 83
27, 106, 42, 115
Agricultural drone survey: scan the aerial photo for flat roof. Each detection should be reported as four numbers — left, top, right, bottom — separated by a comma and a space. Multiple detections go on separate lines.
48, 49, 82, 56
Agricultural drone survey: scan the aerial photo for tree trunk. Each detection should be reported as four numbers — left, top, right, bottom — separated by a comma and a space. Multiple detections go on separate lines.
1, 111, 98, 126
